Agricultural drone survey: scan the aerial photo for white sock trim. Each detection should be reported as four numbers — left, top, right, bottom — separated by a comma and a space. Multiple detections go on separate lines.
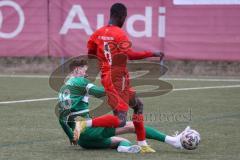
117, 146, 129, 152
165, 135, 183, 149
138, 140, 148, 146
86, 83, 94, 94
165, 136, 176, 145
117, 145, 141, 153
86, 119, 92, 127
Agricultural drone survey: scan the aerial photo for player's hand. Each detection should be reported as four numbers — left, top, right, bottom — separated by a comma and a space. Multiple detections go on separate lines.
70, 140, 78, 146
153, 52, 164, 57
153, 52, 165, 61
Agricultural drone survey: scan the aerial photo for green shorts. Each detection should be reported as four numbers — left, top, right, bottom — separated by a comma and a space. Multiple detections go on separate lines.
78, 127, 116, 149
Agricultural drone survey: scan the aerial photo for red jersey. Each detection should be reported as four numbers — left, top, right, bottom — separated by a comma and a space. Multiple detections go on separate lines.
87, 25, 153, 111
87, 25, 153, 76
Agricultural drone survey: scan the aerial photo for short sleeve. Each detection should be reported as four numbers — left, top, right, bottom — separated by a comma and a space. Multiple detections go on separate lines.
87, 33, 97, 54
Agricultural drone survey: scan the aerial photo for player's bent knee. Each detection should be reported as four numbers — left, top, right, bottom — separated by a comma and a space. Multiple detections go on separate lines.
125, 121, 135, 132
119, 119, 127, 127
133, 98, 143, 114
114, 110, 127, 127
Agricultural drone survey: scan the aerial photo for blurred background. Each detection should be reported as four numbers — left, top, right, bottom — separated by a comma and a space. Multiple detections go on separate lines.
0, 0, 240, 76
1, 1, 240, 160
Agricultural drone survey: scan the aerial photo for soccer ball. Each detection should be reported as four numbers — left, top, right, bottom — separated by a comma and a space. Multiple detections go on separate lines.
180, 129, 200, 150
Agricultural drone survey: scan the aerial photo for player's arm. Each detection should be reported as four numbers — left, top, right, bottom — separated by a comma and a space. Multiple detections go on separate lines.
127, 49, 154, 60
86, 83, 106, 98
119, 34, 164, 60
74, 78, 105, 98
87, 33, 97, 58
127, 47, 164, 60
58, 109, 74, 143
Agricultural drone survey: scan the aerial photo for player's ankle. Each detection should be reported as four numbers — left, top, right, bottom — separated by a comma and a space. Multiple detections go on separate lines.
86, 119, 92, 127
165, 136, 177, 146
137, 140, 148, 146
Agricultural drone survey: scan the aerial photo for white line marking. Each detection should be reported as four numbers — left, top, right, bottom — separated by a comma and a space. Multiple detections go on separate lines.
0, 75, 49, 78
0, 97, 57, 104
1, 85, 240, 105
1, 74, 240, 82
173, 85, 240, 91
161, 78, 240, 82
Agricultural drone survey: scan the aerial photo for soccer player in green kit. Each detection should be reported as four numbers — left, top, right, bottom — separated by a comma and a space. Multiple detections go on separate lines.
58, 58, 187, 153
58, 59, 141, 153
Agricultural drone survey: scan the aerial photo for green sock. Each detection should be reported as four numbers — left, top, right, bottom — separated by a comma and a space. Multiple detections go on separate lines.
119, 140, 132, 147
145, 125, 166, 142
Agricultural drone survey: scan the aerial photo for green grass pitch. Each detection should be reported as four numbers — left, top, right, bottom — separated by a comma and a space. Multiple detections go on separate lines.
0, 76, 240, 160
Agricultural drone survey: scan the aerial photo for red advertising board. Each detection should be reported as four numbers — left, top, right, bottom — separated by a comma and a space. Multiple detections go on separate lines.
0, 0, 240, 60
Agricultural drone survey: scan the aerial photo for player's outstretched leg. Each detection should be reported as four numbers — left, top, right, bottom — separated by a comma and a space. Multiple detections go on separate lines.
78, 133, 140, 153
73, 114, 126, 141
111, 137, 141, 153
144, 125, 186, 149
115, 122, 191, 149
164, 126, 191, 149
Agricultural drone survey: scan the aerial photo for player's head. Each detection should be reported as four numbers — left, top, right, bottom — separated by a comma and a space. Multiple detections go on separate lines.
110, 3, 127, 28
69, 58, 88, 77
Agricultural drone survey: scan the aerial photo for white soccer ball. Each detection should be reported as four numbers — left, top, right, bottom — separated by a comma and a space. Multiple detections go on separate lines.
180, 129, 200, 150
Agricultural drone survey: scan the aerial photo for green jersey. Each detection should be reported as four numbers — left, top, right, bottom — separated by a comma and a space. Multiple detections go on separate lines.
58, 76, 105, 141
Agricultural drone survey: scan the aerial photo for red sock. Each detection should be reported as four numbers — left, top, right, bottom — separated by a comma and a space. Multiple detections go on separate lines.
132, 114, 146, 141
92, 114, 120, 128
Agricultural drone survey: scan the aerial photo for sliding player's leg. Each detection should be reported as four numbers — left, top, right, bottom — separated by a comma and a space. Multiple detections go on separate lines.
78, 138, 111, 149
78, 127, 140, 153
74, 112, 127, 141
79, 137, 140, 153
78, 127, 115, 149
115, 122, 184, 149
111, 137, 141, 153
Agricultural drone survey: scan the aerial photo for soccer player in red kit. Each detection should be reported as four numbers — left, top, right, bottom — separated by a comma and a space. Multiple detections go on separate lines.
74, 3, 163, 153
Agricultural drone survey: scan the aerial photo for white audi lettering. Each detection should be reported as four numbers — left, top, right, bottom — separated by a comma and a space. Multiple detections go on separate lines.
60, 5, 166, 38
0, 0, 25, 39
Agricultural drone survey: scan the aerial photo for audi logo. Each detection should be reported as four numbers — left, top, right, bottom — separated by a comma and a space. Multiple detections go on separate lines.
0, 0, 25, 39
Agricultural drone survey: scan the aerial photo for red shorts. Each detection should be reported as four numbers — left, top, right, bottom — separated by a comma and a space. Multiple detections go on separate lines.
101, 72, 135, 112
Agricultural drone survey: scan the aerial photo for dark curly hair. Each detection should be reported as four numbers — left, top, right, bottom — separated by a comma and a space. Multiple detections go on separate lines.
69, 58, 88, 71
